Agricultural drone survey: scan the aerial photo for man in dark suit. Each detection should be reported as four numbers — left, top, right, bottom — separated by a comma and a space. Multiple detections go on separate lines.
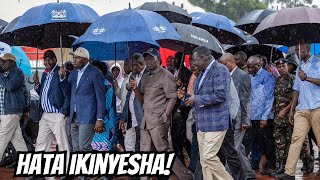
185, 46, 232, 180
219, 53, 255, 180
172, 52, 192, 165
120, 53, 148, 152
61, 47, 106, 152
33, 50, 70, 153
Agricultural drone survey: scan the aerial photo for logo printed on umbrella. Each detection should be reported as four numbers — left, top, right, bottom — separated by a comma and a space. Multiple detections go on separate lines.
92, 27, 107, 35
152, 26, 167, 33
192, 17, 201, 21
191, 34, 208, 43
51, 10, 67, 20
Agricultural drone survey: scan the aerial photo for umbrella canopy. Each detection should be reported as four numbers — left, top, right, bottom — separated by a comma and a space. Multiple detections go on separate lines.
0, 19, 8, 32
74, 9, 180, 61
235, 9, 277, 34
11, 46, 32, 76
161, 23, 224, 57
0, 16, 20, 45
138, 1, 192, 24
2, 2, 99, 49
225, 36, 283, 62
253, 6, 320, 46
191, 12, 247, 45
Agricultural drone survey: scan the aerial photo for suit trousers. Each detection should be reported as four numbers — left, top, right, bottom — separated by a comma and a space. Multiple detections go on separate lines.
140, 124, 193, 180
35, 113, 70, 153
285, 109, 320, 176
243, 120, 276, 170
197, 130, 233, 180
0, 114, 27, 161
71, 114, 95, 152
218, 129, 243, 180
234, 129, 255, 179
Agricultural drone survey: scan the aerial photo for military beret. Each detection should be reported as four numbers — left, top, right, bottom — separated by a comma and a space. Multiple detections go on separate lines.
274, 58, 289, 65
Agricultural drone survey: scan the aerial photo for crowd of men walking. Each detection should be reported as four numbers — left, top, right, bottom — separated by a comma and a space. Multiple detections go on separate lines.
0, 41, 320, 180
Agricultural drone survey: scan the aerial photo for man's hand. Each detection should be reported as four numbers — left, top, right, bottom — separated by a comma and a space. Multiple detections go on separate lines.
185, 95, 195, 107
177, 87, 186, 99
241, 124, 249, 130
59, 65, 66, 80
94, 120, 105, 133
129, 79, 137, 90
119, 120, 125, 131
277, 109, 288, 118
289, 110, 295, 125
298, 68, 307, 81
33, 71, 40, 86
23, 112, 30, 121
260, 120, 267, 128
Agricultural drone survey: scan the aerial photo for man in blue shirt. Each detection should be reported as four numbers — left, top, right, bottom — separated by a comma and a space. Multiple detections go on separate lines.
278, 43, 320, 180
245, 55, 276, 174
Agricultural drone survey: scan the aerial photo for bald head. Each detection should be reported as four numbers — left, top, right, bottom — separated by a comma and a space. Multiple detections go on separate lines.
247, 55, 262, 75
218, 53, 237, 72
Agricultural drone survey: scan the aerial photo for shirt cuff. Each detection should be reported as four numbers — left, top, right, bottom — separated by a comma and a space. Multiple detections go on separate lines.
97, 119, 104, 121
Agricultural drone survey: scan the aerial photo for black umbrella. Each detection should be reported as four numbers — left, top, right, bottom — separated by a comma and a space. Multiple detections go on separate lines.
235, 9, 277, 34
161, 23, 224, 58
138, 1, 192, 24
0, 17, 20, 45
0, 19, 8, 32
225, 36, 283, 62
253, 6, 320, 46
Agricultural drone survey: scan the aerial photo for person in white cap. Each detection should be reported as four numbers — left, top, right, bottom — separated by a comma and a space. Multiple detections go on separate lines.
0, 53, 28, 161
60, 47, 106, 153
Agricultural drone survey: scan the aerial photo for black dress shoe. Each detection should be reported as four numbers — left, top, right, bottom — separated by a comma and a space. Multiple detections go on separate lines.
261, 168, 275, 175
306, 156, 314, 174
6, 161, 16, 168
277, 173, 295, 180
0, 156, 14, 167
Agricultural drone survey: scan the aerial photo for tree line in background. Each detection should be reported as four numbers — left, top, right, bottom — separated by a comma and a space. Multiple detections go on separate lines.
189, 0, 317, 21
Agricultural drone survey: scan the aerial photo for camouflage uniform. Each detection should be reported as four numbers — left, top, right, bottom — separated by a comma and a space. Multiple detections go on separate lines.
274, 73, 310, 164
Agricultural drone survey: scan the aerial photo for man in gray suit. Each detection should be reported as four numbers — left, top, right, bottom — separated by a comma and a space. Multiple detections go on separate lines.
219, 53, 255, 180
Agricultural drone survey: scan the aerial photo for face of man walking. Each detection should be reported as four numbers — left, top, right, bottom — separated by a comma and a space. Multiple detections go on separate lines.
73, 56, 88, 69
145, 54, 159, 71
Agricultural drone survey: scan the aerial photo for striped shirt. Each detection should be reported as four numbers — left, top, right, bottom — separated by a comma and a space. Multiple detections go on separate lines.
0, 72, 9, 115
293, 55, 320, 110
41, 65, 59, 113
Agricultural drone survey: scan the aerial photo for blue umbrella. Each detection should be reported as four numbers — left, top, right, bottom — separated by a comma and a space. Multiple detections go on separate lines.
11, 46, 32, 76
74, 9, 180, 61
2, 2, 99, 66
7, 2, 99, 49
191, 12, 247, 45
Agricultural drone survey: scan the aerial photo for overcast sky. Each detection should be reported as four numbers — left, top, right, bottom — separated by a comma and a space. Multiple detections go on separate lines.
0, 0, 205, 22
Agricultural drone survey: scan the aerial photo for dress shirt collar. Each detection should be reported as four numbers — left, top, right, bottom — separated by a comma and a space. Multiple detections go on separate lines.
230, 66, 237, 75
203, 59, 215, 74
149, 66, 162, 75
253, 67, 263, 77
77, 62, 90, 73
136, 66, 146, 77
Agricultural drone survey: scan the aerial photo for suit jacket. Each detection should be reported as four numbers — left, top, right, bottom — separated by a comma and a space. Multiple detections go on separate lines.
121, 68, 149, 129
67, 64, 106, 124
231, 67, 252, 129
35, 66, 70, 116
194, 60, 231, 132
